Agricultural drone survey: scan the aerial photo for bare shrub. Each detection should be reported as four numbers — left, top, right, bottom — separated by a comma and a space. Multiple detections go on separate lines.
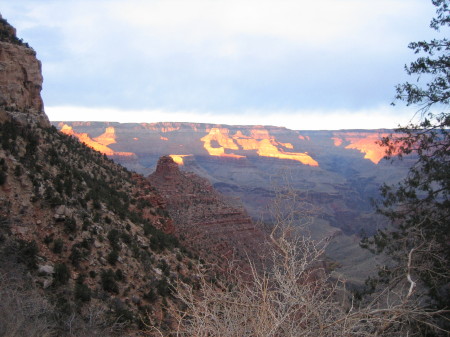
56, 304, 128, 337
164, 183, 448, 336
0, 273, 55, 337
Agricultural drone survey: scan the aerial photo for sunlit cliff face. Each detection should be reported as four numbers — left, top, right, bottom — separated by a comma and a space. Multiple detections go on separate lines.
200, 128, 245, 158
201, 128, 319, 166
332, 132, 389, 164
93, 126, 116, 146
169, 154, 192, 166
59, 124, 134, 157
140, 122, 181, 133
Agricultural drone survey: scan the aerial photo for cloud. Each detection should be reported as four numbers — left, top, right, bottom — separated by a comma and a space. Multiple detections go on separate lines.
1, 0, 437, 126
46, 104, 415, 130
13, 0, 433, 57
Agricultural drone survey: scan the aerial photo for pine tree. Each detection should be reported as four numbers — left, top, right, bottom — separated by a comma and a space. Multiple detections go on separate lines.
366, 0, 449, 332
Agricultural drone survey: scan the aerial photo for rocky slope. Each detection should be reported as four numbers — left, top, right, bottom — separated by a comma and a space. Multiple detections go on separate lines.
148, 155, 267, 271
0, 16, 244, 336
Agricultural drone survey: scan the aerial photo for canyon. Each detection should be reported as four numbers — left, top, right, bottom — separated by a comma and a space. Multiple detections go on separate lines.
0, 14, 434, 335
55, 121, 411, 283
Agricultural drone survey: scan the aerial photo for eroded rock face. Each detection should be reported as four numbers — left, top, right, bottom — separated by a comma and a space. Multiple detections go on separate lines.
0, 15, 49, 127
152, 155, 183, 181
148, 155, 267, 269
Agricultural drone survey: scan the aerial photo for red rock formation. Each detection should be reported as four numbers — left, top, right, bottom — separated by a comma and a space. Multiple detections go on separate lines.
200, 127, 319, 166
169, 154, 191, 166
0, 15, 49, 127
331, 132, 391, 164
60, 124, 135, 157
148, 156, 267, 269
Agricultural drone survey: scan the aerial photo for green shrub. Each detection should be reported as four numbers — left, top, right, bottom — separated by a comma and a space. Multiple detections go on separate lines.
156, 277, 172, 297
17, 240, 38, 269
107, 249, 119, 265
176, 253, 183, 261
144, 288, 158, 302
52, 238, 64, 254
64, 217, 77, 233
69, 246, 82, 267
74, 283, 91, 302
157, 259, 170, 277
14, 165, 22, 177
101, 269, 119, 294
107, 229, 121, 251
43, 235, 53, 246
120, 232, 132, 246
0, 158, 7, 185
54, 263, 70, 286
82, 219, 91, 231
111, 298, 134, 324
115, 269, 124, 282
0, 171, 6, 185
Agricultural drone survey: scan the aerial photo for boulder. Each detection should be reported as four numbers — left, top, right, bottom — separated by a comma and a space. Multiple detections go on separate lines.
38, 264, 54, 275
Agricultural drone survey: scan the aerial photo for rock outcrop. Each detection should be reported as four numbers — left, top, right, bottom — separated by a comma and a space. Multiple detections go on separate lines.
0, 15, 48, 127
148, 155, 267, 269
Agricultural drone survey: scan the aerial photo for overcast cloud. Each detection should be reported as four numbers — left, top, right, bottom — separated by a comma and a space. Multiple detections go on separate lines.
1, 0, 440, 129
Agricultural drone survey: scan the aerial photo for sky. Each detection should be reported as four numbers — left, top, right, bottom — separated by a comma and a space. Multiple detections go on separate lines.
1, 0, 442, 130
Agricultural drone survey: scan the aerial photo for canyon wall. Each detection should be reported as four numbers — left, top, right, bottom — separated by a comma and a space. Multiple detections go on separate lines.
0, 15, 48, 127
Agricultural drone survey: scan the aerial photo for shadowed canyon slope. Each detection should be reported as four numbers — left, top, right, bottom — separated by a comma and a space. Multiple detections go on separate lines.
148, 155, 267, 270
54, 121, 412, 282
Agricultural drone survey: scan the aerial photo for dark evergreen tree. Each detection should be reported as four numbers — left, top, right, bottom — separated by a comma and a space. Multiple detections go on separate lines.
363, 1, 449, 333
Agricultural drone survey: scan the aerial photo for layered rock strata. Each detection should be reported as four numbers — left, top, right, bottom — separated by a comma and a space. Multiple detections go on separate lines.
148, 155, 267, 269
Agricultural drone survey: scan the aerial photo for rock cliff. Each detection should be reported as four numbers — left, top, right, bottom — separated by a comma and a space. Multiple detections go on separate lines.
0, 15, 48, 127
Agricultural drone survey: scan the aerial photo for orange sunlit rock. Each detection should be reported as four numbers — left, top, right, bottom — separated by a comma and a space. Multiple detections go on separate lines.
200, 128, 244, 158
160, 136, 169, 141
256, 139, 319, 166
93, 126, 117, 146
114, 152, 135, 157
298, 134, 310, 141
60, 124, 75, 136
332, 132, 389, 164
331, 137, 343, 146
169, 154, 192, 166
235, 138, 260, 150
250, 129, 271, 140
139, 122, 181, 133
75, 133, 115, 155
233, 130, 252, 139
205, 128, 239, 149
133, 137, 139, 141
60, 124, 135, 157
161, 127, 179, 133
200, 127, 318, 166
345, 140, 385, 164
279, 142, 294, 149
